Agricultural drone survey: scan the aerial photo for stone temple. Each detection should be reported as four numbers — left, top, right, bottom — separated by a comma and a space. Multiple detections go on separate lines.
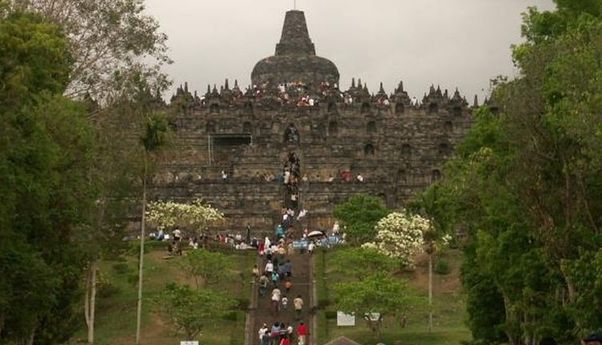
155, 10, 474, 231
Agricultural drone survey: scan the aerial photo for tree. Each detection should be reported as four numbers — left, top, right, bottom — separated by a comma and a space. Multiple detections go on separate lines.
333, 195, 390, 244
136, 110, 169, 344
146, 199, 224, 236
154, 283, 236, 340
178, 250, 234, 288
329, 247, 396, 280
419, 4, 602, 340
410, 189, 453, 332
0, 12, 98, 344
1, 0, 171, 100
333, 274, 416, 338
362, 211, 428, 268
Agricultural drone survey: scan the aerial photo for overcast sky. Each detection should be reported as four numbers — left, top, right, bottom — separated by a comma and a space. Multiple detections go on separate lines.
144, 0, 555, 102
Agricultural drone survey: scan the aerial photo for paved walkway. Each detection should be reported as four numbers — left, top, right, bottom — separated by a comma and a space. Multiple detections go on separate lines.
249, 251, 314, 345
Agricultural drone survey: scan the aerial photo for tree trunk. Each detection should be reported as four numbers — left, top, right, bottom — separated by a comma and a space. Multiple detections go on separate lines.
87, 261, 97, 344
428, 253, 433, 332
25, 328, 35, 345
85, 266, 90, 328
502, 295, 518, 345
0, 314, 5, 337
136, 156, 148, 345
559, 262, 576, 303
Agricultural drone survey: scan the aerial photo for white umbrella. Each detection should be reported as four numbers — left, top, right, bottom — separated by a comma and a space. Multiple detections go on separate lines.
307, 230, 324, 238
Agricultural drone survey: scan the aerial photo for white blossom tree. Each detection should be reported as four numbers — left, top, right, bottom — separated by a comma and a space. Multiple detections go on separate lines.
146, 199, 224, 236
362, 211, 430, 268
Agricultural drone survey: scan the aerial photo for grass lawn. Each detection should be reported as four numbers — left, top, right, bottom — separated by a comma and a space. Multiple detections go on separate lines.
316, 247, 471, 345
68, 241, 256, 345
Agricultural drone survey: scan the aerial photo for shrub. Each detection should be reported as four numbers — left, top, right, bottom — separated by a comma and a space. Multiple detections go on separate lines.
235, 297, 250, 310
97, 273, 120, 298
112, 262, 130, 275
434, 259, 450, 275
222, 311, 239, 321
128, 241, 149, 256
325, 310, 337, 319
318, 298, 332, 308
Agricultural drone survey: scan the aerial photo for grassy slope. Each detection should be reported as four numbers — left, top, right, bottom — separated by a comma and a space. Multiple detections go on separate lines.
316, 248, 471, 345
68, 242, 255, 345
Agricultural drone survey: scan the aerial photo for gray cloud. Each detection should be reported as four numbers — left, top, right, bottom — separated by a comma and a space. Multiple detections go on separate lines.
145, 0, 555, 101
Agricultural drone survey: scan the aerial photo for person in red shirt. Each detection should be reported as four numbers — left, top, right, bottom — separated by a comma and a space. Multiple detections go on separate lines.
297, 321, 308, 345
279, 335, 290, 345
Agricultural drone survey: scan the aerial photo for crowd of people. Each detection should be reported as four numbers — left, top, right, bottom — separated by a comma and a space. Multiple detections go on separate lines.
254, 218, 309, 345
257, 320, 308, 345
283, 152, 301, 209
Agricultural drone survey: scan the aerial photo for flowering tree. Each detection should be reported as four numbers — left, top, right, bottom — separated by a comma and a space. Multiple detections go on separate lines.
146, 199, 224, 235
362, 211, 430, 268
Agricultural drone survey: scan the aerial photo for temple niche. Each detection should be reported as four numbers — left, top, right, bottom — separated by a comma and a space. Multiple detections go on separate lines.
157, 9, 474, 232
284, 124, 300, 144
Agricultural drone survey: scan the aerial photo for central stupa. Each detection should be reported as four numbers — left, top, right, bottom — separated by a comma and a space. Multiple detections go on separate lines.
251, 10, 340, 87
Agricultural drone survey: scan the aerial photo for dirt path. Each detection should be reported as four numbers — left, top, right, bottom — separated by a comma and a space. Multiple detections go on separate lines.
249, 251, 313, 345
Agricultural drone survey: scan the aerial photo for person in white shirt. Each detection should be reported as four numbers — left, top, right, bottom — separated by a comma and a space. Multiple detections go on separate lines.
332, 221, 340, 235
297, 209, 307, 221
265, 260, 274, 274
258, 323, 269, 341
172, 228, 181, 241
271, 288, 282, 313
356, 174, 364, 182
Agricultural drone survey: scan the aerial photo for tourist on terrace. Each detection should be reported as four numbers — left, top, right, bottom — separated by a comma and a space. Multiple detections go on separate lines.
293, 295, 304, 320
279, 334, 290, 345
297, 209, 308, 221
270, 322, 281, 344
307, 241, 315, 255
258, 323, 269, 341
297, 322, 308, 345
258, 274, 269, 296
271, 270, 280, 287
271, 288, 281, 315
260, 330, 270, 345
265, 260, 274, 274
281, 295, 289, 311
284, 279, 293, 293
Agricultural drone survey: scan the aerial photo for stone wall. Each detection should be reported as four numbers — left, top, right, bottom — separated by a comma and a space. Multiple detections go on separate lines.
152, 83, 473, 233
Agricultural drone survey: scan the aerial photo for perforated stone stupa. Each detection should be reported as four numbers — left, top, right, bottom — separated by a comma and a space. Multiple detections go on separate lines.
153, 10, 476, 232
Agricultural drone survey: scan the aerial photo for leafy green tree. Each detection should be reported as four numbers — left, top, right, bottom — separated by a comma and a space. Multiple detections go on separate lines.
178, 250, 234, 288
154, 283, 236, 340
0, 11, 71, 110
1, 0, 171, 99
0, 12, 98, 344
333, 194, 390, 244
328, 247, 396, 279
333, 274, 416, 338
419, 3, 602, 341
135, 110, 170, 344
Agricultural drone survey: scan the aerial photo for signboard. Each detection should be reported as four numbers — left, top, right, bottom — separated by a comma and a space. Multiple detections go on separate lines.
292, 240, 308, 250
181, 341, 199, 345
336, 311, 356, 326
